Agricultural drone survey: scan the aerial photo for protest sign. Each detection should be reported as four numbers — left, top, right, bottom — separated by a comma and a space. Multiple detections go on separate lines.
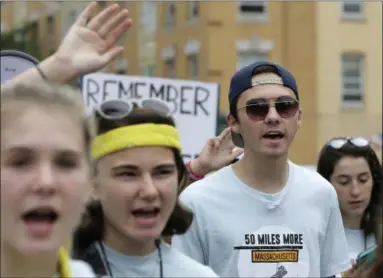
82, 73, 220, 161
0, 50, 39, 84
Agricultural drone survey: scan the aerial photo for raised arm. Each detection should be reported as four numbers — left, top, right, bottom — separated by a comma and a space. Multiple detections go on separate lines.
1, 1, 131, 88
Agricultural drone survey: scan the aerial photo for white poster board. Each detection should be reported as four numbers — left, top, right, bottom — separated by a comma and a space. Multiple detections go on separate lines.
81, 73, 220, 161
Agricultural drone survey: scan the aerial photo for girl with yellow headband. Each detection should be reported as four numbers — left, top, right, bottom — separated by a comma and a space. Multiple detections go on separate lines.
72, 99, 218, 277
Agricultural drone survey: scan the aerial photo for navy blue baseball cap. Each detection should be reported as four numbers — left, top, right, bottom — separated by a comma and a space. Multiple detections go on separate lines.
229, 61, 299, 114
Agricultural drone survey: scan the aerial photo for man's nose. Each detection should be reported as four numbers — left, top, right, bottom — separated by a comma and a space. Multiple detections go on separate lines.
264, 106, 281, 124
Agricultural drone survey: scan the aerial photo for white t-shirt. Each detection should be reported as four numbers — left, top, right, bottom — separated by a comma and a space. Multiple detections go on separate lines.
100, 241, 218, 277
344, 228, 376, 261
69, 259, 96, 277
172, 161, 351, 277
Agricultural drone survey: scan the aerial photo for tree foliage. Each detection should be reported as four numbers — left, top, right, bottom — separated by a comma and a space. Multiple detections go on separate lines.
1, 22, 42, 61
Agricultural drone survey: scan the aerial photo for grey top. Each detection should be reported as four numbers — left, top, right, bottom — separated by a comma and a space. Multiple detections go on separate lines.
100, 241, 218, 277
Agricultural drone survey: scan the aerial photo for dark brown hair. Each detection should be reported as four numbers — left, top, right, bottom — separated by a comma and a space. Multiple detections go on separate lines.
317, 141, 382, 237
73, 105, 193, 252
368, 178, 383, 278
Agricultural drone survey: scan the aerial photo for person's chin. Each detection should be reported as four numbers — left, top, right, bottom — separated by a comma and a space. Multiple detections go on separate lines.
17, 235, 62, 255
132, 226, 164, 243
260, 148, 288, 158
346, 209, 365, 220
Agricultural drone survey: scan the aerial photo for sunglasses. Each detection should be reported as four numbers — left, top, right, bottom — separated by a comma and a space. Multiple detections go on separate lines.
238, 96, 299, 121
94, 98, 171, 120
327, 137, 370, 149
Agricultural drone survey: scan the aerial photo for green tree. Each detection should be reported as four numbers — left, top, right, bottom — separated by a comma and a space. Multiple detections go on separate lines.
1, 22, 42, 61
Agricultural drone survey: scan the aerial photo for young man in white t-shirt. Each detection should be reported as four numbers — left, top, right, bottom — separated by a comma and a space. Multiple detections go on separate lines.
172, 61, 351, 277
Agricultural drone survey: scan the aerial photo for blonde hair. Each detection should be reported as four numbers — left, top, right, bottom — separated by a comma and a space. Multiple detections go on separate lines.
1, 80, 95, 277
1, 80, 96, 154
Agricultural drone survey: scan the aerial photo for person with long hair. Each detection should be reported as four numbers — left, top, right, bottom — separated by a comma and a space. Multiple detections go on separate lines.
71, 99, 217, 277
317, 137, 382, 261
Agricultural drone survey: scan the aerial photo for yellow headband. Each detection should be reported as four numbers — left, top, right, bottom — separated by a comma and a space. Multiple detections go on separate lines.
91, 123, 182, 160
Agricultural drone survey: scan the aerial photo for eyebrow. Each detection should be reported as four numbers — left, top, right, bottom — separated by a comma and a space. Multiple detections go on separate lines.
4, 146, 80, 156
336, 174, 350, 179
111, 163, 176, 171
337, 172, 370, 178
246, 96, 296, 104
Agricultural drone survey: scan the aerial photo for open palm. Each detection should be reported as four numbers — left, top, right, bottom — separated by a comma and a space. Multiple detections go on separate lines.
55, 2, 132, 78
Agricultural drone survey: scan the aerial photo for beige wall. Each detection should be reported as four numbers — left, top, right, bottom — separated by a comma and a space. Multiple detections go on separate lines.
1, 2, 13, 32
4, 2, 378, 165
316, 2, 382, 153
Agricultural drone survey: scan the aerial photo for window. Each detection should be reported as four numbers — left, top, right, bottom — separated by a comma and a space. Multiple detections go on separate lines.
341, 54, 364, 104
47, 16, 55, 54
69, 10, 77, 24
238, 1, 267, 18
187, 54, 198, 79
164, 2, 176, 29
140, 2, 157, 32
116, 58, 127, 74
164, 58, 175, 78
341, 1, 364, 18
187, 1, 199, 22
236, 52, 268, 70
142, 65, 156, 76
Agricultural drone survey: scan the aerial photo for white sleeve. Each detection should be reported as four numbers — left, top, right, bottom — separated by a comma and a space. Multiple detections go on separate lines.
320, 191, 351, 277
69, 259, 96, 277
172, 192, 208, 265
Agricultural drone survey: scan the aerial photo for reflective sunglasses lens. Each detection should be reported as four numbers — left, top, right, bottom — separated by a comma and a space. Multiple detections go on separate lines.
275, 100, 299, 118
350, 137, 370, 147
245, 103, 269, 121
141, 99, 171, 116
99, 100, 131, 119
329, 139, 347, 149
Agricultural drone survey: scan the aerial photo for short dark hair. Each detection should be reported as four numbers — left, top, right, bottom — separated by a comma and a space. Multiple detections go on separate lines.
230, 65, 280, 120
73, 106, 193, 252
316, 142, 382, 237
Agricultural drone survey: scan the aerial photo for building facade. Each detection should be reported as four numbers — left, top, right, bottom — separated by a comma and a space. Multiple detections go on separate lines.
1, 1, 381, 164
124, 1, 382, 164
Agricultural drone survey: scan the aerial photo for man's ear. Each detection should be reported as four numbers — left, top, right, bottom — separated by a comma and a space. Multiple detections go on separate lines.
227, 114, 244, 148
227, 114, 240, 133
297, 108, 302, 129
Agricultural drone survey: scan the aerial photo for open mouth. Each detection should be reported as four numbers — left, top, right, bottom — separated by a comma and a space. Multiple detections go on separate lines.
263, 131, 285, 140
132, 207, 160, 218
349, 201, 363, 206
22, 208, 59, 224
